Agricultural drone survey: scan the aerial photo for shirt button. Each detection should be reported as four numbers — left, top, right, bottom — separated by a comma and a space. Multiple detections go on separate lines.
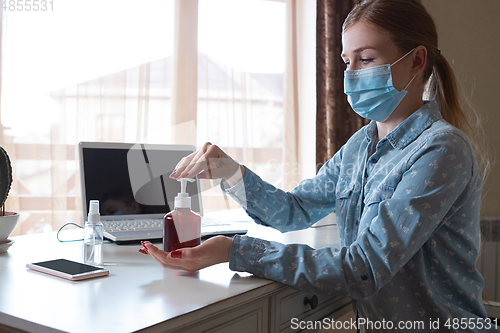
370, 158, 377, 164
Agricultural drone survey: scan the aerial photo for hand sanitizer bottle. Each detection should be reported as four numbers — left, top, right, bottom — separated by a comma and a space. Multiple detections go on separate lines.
84, 200, 104, 266
163, 178, 201, 252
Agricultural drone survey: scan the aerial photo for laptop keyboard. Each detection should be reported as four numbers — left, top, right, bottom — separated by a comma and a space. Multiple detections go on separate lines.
103, 217, 225, 232
104, 220, 162, 232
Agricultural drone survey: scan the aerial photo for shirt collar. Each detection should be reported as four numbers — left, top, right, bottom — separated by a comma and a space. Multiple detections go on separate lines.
365, 100, 443, 149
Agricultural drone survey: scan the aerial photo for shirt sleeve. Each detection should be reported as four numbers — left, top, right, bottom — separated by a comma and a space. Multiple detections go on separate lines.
228, 130, 479, 298
221, 148, 343, 233
229, 234, 350, 296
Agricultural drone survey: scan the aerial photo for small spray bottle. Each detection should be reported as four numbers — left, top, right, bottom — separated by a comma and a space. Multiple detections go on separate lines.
84, 200, 104, 266
163, 178, 201, 252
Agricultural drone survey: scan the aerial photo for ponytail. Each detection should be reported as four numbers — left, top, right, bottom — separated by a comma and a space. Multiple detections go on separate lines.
427, 53, 469, 134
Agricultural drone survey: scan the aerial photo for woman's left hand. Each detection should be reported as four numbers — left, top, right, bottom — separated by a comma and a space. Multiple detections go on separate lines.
139, 236, 233, 272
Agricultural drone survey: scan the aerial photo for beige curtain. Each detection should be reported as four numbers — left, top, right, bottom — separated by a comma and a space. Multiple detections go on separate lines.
283, 0, 300, 192
171, 0, 198, 146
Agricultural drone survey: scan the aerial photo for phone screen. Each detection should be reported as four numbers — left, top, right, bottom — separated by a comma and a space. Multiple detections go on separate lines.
31, 259, 104, 275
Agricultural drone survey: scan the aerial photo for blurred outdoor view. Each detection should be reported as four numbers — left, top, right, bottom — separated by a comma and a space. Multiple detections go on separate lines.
1, 0, 286, 234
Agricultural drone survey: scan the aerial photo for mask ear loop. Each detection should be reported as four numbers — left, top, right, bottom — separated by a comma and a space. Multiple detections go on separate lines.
391, 48, 417, 92
402, 75, 416, 92
391, 48, 416, 67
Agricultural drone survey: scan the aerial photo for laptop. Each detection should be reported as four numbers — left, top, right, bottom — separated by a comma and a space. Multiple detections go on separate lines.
78, 142, 251, 244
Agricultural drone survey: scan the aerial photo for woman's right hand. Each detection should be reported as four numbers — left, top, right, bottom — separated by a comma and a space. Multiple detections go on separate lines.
170, 142, 245, 187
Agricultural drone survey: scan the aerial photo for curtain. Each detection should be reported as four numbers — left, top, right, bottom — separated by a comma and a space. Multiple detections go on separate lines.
283, 0, 300, 191
171, 0, 198, 146
316, 0, 368, 172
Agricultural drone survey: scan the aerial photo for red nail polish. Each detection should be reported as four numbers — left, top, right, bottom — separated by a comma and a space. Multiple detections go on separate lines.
139, 248, 148, 255
171, 250, 182, 258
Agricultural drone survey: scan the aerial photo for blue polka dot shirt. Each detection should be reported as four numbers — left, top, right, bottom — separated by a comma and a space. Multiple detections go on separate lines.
224, 101, 494, 332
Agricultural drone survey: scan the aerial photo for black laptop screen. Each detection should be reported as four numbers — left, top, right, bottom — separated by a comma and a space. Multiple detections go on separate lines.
81, 145, 200, 216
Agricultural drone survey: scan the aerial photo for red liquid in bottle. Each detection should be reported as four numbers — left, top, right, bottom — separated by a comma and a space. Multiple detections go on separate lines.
163, 208, 201, 252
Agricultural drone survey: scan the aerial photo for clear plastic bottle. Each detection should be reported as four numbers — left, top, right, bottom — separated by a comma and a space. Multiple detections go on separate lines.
163, 178, 201, 252
84, 200, 104, 266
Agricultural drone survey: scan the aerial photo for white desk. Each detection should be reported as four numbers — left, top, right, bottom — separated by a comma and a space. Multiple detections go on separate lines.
0, 222, 351, 333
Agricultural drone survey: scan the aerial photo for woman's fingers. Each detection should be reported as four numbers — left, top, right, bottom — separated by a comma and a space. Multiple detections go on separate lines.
171, 149, 204, 178
180, 143, 214, 177
140, 236, 232, 272
142, 242, 170, 267
170, 142, 211, 179
179, 151, 215, 179
170, 142, 236, 180
141, 242, 200, 271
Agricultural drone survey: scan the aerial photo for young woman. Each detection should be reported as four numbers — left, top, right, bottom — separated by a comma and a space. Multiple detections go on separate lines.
141, 0, 492, 330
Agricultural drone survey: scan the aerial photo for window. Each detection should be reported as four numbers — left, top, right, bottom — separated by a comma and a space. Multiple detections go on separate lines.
197, 0, 286, 210
2, 0, 175, 233
1, 0, 287, 235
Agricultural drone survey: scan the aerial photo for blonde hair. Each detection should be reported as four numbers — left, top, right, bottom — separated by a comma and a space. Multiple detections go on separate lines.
343, 0, 490, 180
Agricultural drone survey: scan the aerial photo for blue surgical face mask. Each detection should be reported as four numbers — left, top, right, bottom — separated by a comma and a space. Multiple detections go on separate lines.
344, 48, 415, 122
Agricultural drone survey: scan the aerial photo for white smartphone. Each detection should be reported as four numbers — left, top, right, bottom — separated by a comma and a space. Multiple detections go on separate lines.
27, 259, 109, 281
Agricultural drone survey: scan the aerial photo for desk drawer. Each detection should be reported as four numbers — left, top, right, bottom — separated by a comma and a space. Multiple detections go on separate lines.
174, 297, 269, 333
272, 288, 351, 332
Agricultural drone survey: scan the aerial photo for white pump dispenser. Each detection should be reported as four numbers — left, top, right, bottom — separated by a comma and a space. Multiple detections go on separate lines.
174, 178, 195, 209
